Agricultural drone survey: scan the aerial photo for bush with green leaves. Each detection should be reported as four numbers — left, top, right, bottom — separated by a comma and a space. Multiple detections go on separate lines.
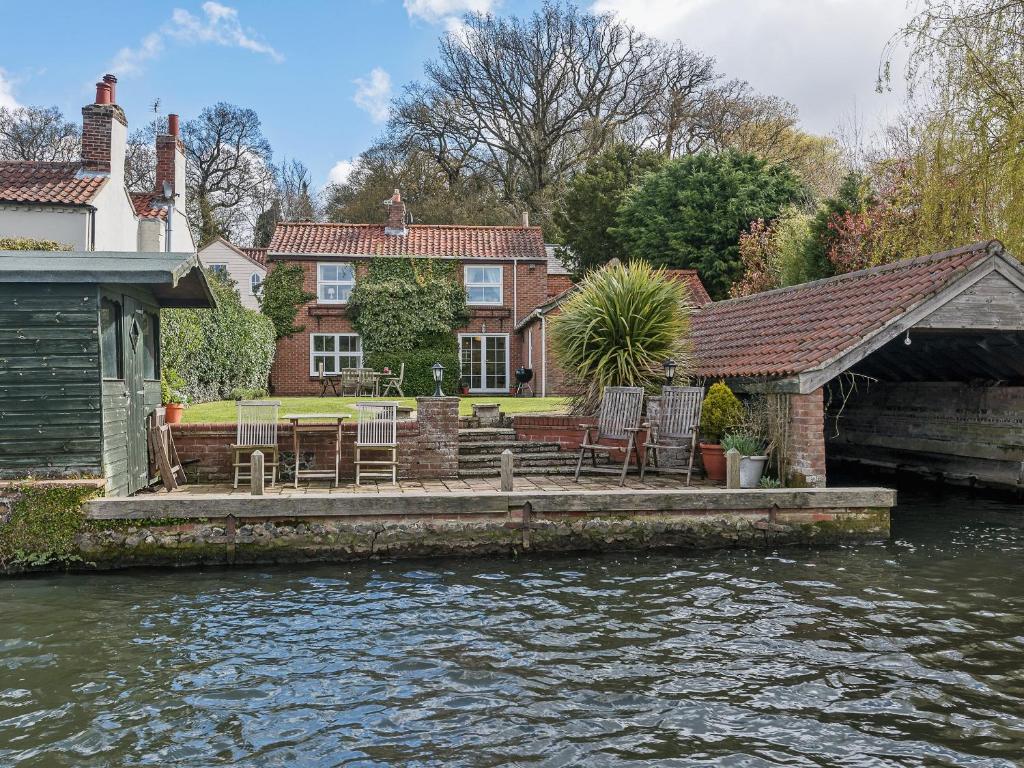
722, 431, 765, 456
365, 345, 462, 398
549, 260, 693, 415
161, 271, 276, 403
259, 262, 315, 339
161, 368, 187, 405
700, 382, 744, 443
0, 483, 99, 570
348, 258, 468, 353
0, 237, 72, 251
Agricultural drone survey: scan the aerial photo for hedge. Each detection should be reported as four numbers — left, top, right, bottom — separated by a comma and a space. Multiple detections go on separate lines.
0, 237, 71, 251
365, 346, 462, 397
161, 270, 276, 403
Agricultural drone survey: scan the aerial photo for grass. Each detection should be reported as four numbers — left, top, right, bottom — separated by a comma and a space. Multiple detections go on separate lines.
181, 396, 569, 424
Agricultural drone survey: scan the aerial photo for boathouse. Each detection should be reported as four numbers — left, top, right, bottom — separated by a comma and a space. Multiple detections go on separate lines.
692, 240, 1024, 490
0, 251, 214, 495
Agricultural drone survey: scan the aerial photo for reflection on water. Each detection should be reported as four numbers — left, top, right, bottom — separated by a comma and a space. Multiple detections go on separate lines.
1, 489, 1023, 766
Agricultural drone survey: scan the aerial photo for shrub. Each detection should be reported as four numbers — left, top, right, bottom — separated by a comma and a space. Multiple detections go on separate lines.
549, 259, 693, 415
259, 262, 315, 339
229, 386, 270, 401
700, 382, 744, 443
722, 431, 764, 456
0, 237, 71, 251
161, 368, 187, 405
365, 345, 462, 398
759, 476, 783, 489
161, 271, 276, 403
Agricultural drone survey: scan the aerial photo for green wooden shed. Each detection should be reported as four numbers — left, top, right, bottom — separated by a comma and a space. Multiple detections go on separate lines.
0, 251, 215, 496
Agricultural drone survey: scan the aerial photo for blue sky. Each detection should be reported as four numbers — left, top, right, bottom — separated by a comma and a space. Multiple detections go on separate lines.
0, 0, 912, 189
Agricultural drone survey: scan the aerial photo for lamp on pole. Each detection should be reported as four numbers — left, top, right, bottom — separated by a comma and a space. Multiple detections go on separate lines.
431, 362, 445, 397
663, 358, 677, 387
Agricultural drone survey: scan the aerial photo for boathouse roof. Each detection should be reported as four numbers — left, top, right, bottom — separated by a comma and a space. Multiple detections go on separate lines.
693, 240, 1024, 392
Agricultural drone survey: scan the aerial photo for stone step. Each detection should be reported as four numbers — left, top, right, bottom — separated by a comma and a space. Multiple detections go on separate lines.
458, 465, 580, 478
458, 428, 516, 441
458, 441, 562, 455
458, 451, 578, 467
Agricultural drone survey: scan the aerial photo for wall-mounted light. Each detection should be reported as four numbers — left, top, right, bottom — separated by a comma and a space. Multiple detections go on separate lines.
904, 330, 912, 346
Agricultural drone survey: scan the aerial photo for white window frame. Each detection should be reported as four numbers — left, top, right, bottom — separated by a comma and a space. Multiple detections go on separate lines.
250, 271, 263, 296
464, 264, 503, 306
207, 263, 228, 279
458, 333, 510, 393
309, 333, 363, 376
317, 262, 355, 304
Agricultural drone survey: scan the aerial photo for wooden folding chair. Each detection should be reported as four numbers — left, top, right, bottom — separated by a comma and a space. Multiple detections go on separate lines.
574, 386, 645, 486
354, 401, 399, 485
318, 361, 339, 397
381, 362, 405, 398
231, 400, 281, 488
641, 386, 703, 484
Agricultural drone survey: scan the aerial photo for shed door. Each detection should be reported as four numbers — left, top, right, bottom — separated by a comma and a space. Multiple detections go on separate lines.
123, 297, 149, 494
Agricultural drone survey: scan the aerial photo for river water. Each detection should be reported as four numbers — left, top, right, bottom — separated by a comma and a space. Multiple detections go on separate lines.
2, 488, 1023, 767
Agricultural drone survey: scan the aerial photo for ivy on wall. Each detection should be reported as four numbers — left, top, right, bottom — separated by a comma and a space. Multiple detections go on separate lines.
0, 484, 100, 570
259, 263, 315, 339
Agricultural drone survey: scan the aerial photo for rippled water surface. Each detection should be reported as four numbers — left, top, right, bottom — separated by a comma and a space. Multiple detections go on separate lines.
2, 489, 1024, 767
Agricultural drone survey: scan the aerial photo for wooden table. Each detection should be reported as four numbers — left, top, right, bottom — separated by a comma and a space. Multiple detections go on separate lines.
284, 413, 349, 488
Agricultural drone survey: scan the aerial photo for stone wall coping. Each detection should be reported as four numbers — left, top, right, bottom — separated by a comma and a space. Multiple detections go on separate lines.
173, 421, 419, 434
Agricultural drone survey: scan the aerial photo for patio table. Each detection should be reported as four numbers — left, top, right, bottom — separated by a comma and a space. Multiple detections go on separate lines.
284, 413, 350, 488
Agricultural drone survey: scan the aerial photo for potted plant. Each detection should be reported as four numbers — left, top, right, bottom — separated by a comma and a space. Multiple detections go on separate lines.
699, 382, 744, 482
722, 431, 769, 488
161, 368, 188, 424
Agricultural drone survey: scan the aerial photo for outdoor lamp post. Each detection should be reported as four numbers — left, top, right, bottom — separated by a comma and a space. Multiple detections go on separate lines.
663, 358, 677, 387
431, 362, 445, 397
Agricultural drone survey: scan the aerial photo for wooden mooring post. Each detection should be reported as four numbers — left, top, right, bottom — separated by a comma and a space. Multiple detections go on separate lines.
726, 448, 741, 489
500, 449, 514, 492
250, 450, 265, 496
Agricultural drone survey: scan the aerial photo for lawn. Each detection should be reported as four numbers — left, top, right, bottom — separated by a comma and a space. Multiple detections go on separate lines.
181, 396, 569, 424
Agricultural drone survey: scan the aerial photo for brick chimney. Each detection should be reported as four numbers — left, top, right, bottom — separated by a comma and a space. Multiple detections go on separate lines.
81, 74, 127, 181
384, 189, 407, 235
155, 113, 186, 208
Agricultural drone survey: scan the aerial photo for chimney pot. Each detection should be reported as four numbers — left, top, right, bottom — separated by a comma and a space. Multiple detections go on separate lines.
95, 80, 111, 105
102, 73, 117, 103
385, 188, 407, 234
167, 113, 179, 137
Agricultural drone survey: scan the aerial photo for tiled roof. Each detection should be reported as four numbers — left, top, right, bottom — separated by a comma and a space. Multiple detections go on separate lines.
240, 247, 267, 265
130, 192, 166, 220
692, 242, 997, 379
0, 161, 106, 206
664, 269, 712, 307
269, 222, 547, 260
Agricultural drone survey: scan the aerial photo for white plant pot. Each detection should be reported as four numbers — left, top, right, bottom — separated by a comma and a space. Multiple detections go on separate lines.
739, 455, 768, 489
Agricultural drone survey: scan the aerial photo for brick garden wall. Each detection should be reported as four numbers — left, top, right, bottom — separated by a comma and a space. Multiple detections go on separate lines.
787, 388, 827, 487
513, 414, 649, 465
173, 397, 459, 483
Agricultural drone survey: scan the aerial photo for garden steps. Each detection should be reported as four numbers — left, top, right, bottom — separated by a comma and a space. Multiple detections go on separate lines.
457, 426, 578, 477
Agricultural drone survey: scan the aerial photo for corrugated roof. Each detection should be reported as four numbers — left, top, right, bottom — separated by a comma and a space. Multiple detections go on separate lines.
269, 221, 547, 260
0, 161, 106, 206
692, 241, 999, 379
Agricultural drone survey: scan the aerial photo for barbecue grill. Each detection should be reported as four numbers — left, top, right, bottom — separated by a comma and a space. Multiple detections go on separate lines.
515, 367, 534, 397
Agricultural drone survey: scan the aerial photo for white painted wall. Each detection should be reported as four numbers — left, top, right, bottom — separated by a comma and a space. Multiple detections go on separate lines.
198, 239, 266, 310
91, 184, 139, 251
0, 205, 90, 249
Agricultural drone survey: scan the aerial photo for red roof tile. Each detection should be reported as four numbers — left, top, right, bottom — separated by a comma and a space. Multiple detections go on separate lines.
692, 242, 997, 379
664, 269, 713, 307
0, 161, 106, 206
130, 192, 166, 220
240, 247, 267, 265
269, 222, 547, 260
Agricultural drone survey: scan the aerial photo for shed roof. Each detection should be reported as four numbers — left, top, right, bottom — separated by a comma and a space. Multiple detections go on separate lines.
692, 240, 1023, 390
0, 251, 216, 308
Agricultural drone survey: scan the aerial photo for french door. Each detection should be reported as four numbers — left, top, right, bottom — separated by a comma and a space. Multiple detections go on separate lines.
459, 334, 509, 393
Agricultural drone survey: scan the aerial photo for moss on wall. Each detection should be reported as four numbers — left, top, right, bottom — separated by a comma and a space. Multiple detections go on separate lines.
0, 484, 100, 570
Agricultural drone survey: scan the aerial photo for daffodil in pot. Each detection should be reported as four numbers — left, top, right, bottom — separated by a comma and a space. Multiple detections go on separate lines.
722, 431, 769, 488
699, 382, 744, 482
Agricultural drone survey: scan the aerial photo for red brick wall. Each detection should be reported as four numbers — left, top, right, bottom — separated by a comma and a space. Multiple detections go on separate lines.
516, 308, 572, 397
173, 397, 459, 482
513, 415, 648, 464
787, 388, 827, 487
547, 274, 573, 297
269, 258, 549, 396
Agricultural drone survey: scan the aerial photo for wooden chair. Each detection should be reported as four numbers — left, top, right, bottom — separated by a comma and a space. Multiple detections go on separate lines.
357, 367, 377, 397
232, 400, 280, 488
641, 386, 703, 484
381, 362, 405, 398
339, 368, 360, 396
317, 360, 339, 397
574, 386, 645, 486
354, 401, 399, 485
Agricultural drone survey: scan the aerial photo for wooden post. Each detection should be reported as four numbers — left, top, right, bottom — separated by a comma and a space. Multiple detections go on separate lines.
251, 450, 265, 496
726, 448, 741, 489
500, 448, 514, 492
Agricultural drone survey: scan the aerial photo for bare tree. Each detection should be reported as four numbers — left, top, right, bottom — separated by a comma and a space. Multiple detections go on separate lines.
182, 103, 276, 246
637, 42, 719, 158
0, 106, 80, 162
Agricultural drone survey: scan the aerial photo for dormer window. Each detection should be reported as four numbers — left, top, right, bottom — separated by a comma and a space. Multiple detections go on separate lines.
318, 263, 355, 303
465, 265, 502, 305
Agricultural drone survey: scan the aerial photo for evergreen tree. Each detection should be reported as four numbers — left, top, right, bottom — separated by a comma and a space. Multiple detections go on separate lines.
802, 171, 873, 279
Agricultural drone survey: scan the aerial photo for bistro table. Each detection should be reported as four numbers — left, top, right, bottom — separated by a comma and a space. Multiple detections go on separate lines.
284, 413, 349, 488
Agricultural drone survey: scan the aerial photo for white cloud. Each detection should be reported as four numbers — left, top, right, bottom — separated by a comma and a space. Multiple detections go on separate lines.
0, 69, 21, 110
328, 158, 357, 186
353, 68, 392, 123
591, 0, 912, 137
404, 0, 497, 27
110, 2, 282, 78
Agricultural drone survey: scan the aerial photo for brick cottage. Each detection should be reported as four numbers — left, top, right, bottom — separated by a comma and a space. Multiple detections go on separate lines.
266, 190, 567, 395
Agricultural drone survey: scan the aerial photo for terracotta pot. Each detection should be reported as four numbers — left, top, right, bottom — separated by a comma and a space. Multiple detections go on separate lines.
165, 403, 185, 424
700, 442, 727, 482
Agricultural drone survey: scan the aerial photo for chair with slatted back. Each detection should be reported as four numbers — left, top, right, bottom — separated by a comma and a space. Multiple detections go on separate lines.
574, 386, 645, 486
381, 362, 405, 398
232, 400, 281, 488
354, 401, 399, 485
356, 367, 377, 397
640, 386, 703, 484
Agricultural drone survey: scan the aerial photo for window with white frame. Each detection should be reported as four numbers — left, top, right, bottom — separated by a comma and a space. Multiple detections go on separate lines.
465, 265, 502, 305
317, 263, 355, 303
207, 263, 228, 279
310, 333, 362, 375
250, 272, 263, 295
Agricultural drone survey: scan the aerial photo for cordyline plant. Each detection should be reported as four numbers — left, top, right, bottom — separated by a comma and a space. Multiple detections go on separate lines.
550, 259, 694, 415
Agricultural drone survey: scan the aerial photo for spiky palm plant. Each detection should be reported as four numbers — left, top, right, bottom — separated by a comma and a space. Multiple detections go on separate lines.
549, 260, 694, 415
